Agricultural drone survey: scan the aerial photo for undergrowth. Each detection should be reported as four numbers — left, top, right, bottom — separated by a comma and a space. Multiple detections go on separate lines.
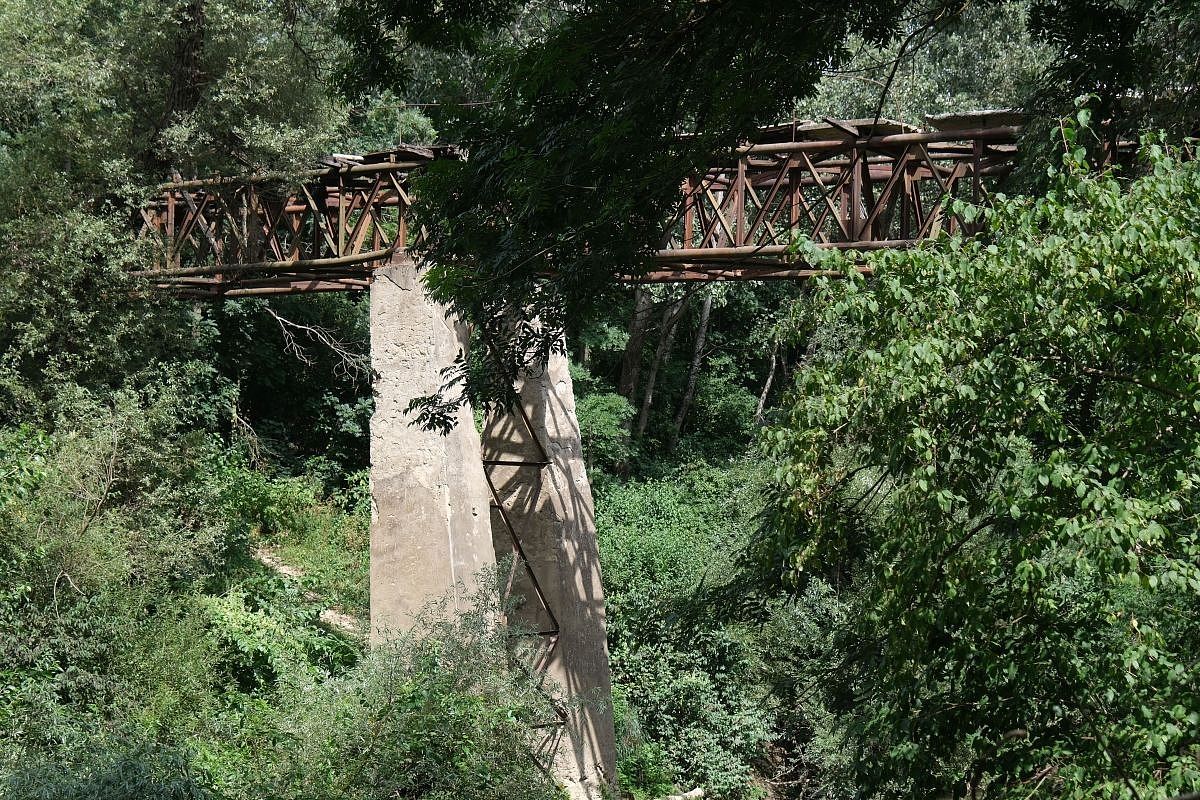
0, 390, 563, 800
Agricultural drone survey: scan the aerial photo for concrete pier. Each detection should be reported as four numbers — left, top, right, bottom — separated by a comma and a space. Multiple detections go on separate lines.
368, 255, 495, 641
368, 260, 616, 796
482, 350, 617, 800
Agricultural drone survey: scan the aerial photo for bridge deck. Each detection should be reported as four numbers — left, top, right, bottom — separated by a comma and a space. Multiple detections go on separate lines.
135, 114, 1020, 294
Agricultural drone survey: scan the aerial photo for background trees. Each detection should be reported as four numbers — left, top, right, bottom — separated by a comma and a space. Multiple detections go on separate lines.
796, 0, 1050, 124
337, 0, 913, 415
326, 0, 1197, 413
0, 2, 562, 797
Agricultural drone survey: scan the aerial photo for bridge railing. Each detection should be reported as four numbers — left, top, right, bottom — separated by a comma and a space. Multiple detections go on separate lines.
646, 122, 1020, 281
134, 120, 1022, 292
134, 147, 441, 297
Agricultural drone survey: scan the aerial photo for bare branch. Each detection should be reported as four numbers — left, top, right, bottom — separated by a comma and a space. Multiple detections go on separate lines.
230, 406, 264, 468
263, 305, 370, 381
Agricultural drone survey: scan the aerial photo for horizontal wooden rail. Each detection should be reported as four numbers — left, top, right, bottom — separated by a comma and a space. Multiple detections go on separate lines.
736, 125, 1020, 155
158, 161, 430, 191
131, 247, 395, 278
133, 121, 1022, 293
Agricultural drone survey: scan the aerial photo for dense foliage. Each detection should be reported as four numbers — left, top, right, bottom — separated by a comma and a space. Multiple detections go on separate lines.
341, 0, 912, 416
597, 462, 772, 797
331, 0, 1197, 412
0, 391, 562, 799
755, 134, 1200, 796
0, 1, 568, 798
796, 0, 1050, 124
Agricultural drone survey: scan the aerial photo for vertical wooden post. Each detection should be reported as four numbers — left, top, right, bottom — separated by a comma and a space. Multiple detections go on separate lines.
789, 162, 800, 233
837, 156, 850, 242
369, 184, 379, 253
314, 190, 323, 258
860, 153, 876, 241
337, 174, 347, 257
734, 159, 746, 247
849, 144, 862, 242
682, 177, 695, 249
398, 191, 408, 253
241, 188, 251, 263
910, 160, 925, 237
972, 138, 983, 203
165, 191, 176, 269
213, 198, 224, 280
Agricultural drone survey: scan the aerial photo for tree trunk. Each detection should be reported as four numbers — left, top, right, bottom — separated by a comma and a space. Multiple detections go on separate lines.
779, 346, 794, 398
754, 342, 779, 422
618, 288, 654, 400
141, 0, 207, 174
668, 289, 714, 450
634, 293, 688, 439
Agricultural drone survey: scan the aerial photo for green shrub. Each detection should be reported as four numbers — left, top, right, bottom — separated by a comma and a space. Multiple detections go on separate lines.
576, 391, 636, 475
570, 360, 637, 475
755, 139, 1200, 796
207, 455, 370, 614
0, 390, 355, 783
682, 356, 758, 457
3, 743, 215, 800
597, 460, 772, 798
251, 596, 566, 800
0, 392, 233, 756
615, 688, 676, 800
0, 392, 569, 800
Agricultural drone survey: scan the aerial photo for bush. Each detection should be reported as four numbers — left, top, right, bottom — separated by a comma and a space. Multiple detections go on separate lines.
576, 391, 636, 475
615, 687, 676, 800
252, 595, 565, 800
597, 460, 772, 798
4, 596, 565, 800
755, 139, 1200, 796
682, 356, 759, 457
3, 743, 215, 800
0, 390, 568, 800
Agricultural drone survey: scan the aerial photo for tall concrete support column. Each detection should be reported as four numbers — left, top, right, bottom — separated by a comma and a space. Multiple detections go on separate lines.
369, 255, 496, 641
482, 350, 617, 800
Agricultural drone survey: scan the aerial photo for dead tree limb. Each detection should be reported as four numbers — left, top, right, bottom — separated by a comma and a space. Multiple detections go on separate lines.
669, 288, 714, 450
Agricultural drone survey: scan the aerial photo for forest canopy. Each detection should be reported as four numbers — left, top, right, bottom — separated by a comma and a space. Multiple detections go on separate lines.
334, 0, 1200, 412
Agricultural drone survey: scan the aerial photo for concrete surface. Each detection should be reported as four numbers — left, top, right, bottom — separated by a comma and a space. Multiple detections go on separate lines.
482, 348, 618, 800
368, 255, 496, 642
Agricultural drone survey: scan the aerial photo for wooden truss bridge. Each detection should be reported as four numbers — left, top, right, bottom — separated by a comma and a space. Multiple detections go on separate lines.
135, 111, 1022, 295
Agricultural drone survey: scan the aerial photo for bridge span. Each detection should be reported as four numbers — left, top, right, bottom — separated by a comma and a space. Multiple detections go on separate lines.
136, 111, 1020, 295
131, 111, 1022, 800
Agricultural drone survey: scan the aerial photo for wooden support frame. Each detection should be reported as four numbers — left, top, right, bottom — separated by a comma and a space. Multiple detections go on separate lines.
646, 124, 1021, 280
135, 122, 1023, 293
137, 147, 445, 297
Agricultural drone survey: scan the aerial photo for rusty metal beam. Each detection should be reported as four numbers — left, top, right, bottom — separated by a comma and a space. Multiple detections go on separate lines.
135, 119, 1026, 293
